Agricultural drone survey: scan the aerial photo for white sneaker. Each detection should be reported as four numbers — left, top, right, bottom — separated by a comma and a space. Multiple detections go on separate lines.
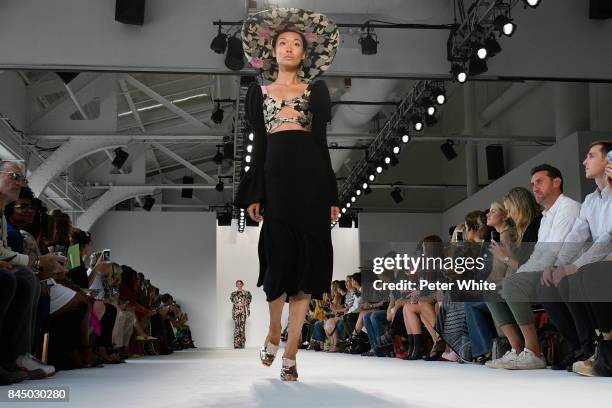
15, 354, 55, 379
485, 349, 519, 369
573, 354, 596, 377
505, 348, 546, 370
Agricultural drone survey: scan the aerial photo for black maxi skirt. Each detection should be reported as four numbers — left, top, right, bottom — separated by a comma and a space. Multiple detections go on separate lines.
257, 129, 333, 302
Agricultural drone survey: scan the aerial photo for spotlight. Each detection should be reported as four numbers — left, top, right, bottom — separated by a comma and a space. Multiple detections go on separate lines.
362, 182, 369, 190
468, 54, 488, 76
397, 127, 410, 143
245, 155, 252, 163
225, 34, 245, 71
359, 27, 379, 55
210, 24, 227, 54
341, 207, 347, 213
523, 0, 541, 8
410, 115, 423, 132
390, 187, 404, 204
248, 132, 254, 141
424, 114, 438, 127
451, 63, 468, 83
211, 102, 224, 124
484, 35, 502, 58
350, 196, 356, 203
474, 41, 488, 60
143, 195, 155, 211
368, 173, 376, 182
244, 165, 250, 172
215, 180, 224, 192
440, 139, 457, 161
364, 185, 372, 195
495, 15, 516, 37
401, 134, 410, 143
375, 165, 383, 174
386, 155, 399, 167
432, 87, 446, 105
213, 146, 224, 165
246, 144, 253, 153
346, 202, 351, 208
356, 189, 362, 196
422, 98, 436, 116
111, 147, 129, 169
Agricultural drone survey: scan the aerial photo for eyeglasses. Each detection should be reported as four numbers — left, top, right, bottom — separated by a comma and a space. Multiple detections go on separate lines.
14, 203, 34, 210
0, 171, 27, 183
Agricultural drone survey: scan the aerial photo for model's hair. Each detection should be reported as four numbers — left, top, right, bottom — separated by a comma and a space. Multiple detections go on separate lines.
351, 272, 362, 286
503, 187, 539, 243
531, 164, 564, 193
589, 140, 612, 155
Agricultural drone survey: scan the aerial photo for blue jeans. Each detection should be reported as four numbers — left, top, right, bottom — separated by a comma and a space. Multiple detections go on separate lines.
362, 310, 387, 348
311, 320, 326, 342
464, 302, 496, 357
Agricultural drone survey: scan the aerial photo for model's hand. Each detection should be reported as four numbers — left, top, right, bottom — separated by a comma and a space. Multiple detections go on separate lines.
331, 206, 340, 222
541, 266, 555, 287
247, 203, 263, 222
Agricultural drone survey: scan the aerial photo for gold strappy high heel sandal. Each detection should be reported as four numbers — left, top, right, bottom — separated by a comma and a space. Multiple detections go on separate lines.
280, 358, 298, 381
260, 342, 278, 367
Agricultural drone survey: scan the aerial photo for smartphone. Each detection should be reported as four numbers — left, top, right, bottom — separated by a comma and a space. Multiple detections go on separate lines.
102, 249, 111, 262
608, 151, 612, 162
491, 230, 500, 243
456, 230, 464, 243
55, 243, 69, 257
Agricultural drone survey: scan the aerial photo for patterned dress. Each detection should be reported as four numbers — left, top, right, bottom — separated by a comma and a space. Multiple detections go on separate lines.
230, 290, 252, 348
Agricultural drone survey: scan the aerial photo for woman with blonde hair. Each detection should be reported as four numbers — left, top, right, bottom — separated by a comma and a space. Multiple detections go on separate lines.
486, 187, 544, 370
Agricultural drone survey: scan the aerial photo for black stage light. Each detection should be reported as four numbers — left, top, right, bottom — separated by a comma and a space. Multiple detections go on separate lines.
143, 195, 155, 211
494, 15, 516, 37
213, 146, 224, 164
181, 176, 194, 198
424, 114, 438, 127
363, 185, 372, 195
115, 0, 145, 26
432, 87, 446, 105
468, 55, 488, 76
223, 142, 234, 159
225, 34, 245, 71
211, 103, 224, 124
410, 114, 423, 132
215, 180, 224, 192
474, 41, 488, 60
392, 144, 401, 155
210, 24, 228, 54
484, 35, 502, 58
397, 127, 410, 143
385, 154, 399, 167
390, 187, 404, 204
422, 98, 436, 116
112, 147, 129, 169
56, 72, 79, 84
359, 28, 379, 55
441, 139, 457, 161
451, 63, 467, 83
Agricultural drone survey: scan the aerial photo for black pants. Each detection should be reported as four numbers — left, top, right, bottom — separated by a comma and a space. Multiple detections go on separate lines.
538, 279, 595, 355
0, 267, 40, 363
342, 313, 359, 339
96, 304, 117, 349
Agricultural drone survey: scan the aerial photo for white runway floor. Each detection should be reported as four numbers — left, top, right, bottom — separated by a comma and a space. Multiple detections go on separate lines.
1, 347, 611, 408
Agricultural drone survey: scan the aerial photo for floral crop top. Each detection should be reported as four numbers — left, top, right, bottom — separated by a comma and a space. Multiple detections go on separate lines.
261, 85, 313, 133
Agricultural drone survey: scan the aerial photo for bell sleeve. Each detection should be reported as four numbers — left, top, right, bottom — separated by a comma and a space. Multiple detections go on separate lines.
235, 82, 267, 209
310, 80, 339, 207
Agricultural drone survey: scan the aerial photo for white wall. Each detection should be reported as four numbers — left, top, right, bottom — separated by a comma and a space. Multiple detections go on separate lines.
216, 221, 359, 348
90, 211, 217, 347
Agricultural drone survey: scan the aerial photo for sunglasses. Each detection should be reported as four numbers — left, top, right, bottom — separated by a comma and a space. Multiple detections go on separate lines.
0, 171, 27, 183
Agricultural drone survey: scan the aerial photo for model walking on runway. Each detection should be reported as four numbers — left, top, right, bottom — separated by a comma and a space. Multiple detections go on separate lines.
230, 280, 252, 348
238, 7, 340, 381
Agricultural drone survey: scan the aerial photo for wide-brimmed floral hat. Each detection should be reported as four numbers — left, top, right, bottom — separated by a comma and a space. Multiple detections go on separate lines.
242, 8, 340, 82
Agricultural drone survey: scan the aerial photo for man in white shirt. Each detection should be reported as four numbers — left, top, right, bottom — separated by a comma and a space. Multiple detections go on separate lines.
541, 141, 612, 369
